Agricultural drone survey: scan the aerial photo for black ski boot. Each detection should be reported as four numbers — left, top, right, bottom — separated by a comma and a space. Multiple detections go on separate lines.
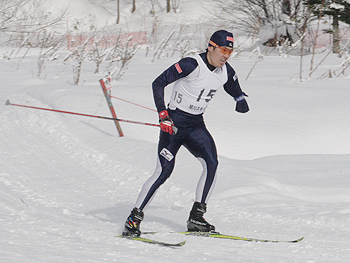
122, 207, 144, 237
187, 202, 215, 232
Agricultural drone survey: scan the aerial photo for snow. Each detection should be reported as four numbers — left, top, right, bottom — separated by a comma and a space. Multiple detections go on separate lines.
330, 3, 345, 10
1, 0, 350, 262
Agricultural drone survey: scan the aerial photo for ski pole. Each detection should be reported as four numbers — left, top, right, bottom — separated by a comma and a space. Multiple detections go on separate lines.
5, 100, 161, 128
5, 100, 178, 134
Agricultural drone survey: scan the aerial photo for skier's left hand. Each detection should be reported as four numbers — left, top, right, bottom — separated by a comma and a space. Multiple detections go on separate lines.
235, 93, 249, 113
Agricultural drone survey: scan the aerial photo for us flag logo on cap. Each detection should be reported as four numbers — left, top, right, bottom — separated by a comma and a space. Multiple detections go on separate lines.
227, 36, 234, 42
227, 36, 234, 47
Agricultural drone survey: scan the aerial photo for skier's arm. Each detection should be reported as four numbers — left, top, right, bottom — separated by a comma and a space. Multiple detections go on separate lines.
223, 63, 249, 113
152, 57, 198, 113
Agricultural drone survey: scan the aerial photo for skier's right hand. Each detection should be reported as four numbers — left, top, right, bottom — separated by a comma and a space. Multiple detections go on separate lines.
159, 110, 175, 135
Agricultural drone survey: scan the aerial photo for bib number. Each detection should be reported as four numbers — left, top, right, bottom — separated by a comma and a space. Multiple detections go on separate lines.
196, 89, 216, 102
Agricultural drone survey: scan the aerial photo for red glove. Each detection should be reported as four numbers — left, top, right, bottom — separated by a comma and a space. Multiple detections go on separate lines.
159, 110, 174, 135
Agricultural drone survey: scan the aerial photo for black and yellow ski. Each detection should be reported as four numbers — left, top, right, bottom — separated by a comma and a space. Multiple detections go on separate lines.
143, 231, 304, 243
117, 235, 186, 247
179, 231, 304, 243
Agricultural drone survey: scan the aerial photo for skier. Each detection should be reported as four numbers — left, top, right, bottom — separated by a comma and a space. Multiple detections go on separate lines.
122, 30, 249, 237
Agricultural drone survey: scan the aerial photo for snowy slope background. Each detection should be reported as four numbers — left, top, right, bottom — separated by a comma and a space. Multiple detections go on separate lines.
1, 0, 350, 262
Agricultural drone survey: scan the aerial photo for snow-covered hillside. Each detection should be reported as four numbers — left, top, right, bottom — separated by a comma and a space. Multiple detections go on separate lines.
1, 0, 350, 262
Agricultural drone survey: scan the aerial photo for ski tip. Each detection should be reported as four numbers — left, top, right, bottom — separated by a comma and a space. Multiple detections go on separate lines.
5, 99, 11, 105
178, 240, 186, 246
117, 235, 186, 247
293, 237, 304, 243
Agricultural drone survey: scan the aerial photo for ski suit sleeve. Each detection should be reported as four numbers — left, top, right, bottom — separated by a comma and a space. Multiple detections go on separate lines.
152, 57, 198, 113
223, 63, 249, 113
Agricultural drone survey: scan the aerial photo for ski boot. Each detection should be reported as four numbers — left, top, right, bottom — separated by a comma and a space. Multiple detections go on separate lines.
122, 207, 144, 237
187, 202, 215, 232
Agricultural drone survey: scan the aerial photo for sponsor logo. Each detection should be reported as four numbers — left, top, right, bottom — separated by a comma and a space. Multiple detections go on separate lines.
189, 105, 205, 111
233, 73, 237, 81
189, 219, 207, 226
160, 148, 174, 161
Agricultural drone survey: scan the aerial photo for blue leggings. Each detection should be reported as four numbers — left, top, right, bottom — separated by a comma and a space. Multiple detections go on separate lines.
135, 109, 218, 211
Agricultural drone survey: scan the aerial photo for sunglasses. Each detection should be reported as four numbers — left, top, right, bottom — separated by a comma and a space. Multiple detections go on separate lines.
209, 40, 233, 55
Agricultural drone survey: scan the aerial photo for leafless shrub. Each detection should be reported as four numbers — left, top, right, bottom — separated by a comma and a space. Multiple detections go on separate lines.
36, 35, 62, 78
106, 36, 140, 80
245, 47, 263, 80
88, 37, 107, 74
152, 30, 175, 62
64, 36, 92, 85
318, 55, 350, 79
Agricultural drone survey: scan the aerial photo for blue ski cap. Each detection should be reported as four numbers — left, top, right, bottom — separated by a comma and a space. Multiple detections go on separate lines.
209, 30, 234, 48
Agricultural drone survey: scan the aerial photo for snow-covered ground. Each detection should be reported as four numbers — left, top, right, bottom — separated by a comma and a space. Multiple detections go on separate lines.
1, 0, 350, 262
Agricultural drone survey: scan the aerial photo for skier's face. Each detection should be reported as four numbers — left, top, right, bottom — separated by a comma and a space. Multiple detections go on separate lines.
207, 44, 232, 68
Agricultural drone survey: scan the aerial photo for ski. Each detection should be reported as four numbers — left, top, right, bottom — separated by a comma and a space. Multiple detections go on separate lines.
144, 231, 304, 243
117, 235, 186, 247
181, 232, 304, 243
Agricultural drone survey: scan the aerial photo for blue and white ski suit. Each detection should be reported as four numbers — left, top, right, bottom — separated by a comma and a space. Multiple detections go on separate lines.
135, 52, 248, 210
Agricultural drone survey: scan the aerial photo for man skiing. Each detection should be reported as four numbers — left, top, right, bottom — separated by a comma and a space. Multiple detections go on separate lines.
123, 30, 249, 237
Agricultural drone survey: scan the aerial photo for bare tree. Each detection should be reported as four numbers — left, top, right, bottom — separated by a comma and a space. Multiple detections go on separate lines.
116, 0, 120, 24
0, 0, 67, 49
170, 0, 180, 13
305, 0, 350, 54
0, 0, 67, 34
132, 0, 136, 13
213, 0, 311, 47
166, 0, 170, 13
0, 0, 27, 32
